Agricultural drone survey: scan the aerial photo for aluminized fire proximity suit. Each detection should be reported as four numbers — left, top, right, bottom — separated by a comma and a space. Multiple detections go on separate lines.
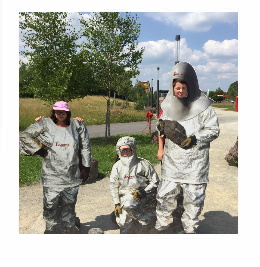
20, 118, 91, 233
109, 136, 159, 234
155, 62, 220, 234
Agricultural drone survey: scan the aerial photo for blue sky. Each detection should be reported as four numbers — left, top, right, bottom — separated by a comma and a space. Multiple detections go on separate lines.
19, 11, 238, 94
132, 12, 238, 93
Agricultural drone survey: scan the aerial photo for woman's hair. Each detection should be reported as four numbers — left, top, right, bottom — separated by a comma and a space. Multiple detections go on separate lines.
172, 78, 187, 89
49, 109, 71, 125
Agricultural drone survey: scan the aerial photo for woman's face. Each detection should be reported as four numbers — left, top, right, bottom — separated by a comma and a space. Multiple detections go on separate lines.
54, 110, 68, 123
173, 82, 188, 98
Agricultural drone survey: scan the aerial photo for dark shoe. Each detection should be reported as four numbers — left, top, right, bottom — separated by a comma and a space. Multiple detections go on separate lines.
44, 224, 63, 234
177, 230, 186, 234
44, 229, 55, 234
149, 228, 165, 234
75, 217, 81, 228
65, 225, 80, 234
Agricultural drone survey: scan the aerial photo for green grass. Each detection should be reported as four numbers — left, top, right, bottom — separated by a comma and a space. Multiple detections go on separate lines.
19, 155, 43, 186
19, 134, 159, 186
19, 96, 149, 131
212, 102, 237, 111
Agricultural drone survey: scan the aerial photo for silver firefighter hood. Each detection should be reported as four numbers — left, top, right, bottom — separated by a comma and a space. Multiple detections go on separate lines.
161, 62, 213, 121
116, 136, 138, 168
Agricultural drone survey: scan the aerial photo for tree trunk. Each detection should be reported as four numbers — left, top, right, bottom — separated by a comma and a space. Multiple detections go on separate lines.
105, 89, 111, 139
108, 97, 111, 137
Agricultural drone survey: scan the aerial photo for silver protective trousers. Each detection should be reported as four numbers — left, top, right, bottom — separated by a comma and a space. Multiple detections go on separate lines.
43, 186, 79, 232
155, 182, 207, 233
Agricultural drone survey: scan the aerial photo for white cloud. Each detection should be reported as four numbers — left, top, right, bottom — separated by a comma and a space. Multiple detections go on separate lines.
194, 62, 238, 91
195, 62, 237, 74
145, 12, 237, 32
203, 39, 238, 57
136, 37, 238, 91
138, 39, 175, 65
139, 38, 208, 67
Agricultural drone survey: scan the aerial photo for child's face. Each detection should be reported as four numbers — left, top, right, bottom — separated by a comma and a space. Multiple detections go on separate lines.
54, 110, 68, 123
173, 82, 188, 98
119, 145, 132, 157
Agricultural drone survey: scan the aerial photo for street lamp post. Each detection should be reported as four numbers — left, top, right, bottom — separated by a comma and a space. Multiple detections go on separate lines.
151, 79, 153, 107
157, 67, 160, 117
175, 35, 180, 65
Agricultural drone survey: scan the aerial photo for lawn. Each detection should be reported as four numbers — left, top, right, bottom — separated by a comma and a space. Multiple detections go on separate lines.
212, 102, 237, 111
19, 96, 149, 131
19, 134, 159, 186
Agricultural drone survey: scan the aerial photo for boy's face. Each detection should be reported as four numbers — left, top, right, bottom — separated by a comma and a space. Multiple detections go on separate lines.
119, 145, 132, 157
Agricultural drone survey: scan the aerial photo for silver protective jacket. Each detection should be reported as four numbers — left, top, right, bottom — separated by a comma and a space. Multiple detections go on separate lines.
109, 136, 159, 204
20, 118, 91, 188
161, 62, 213, 121
159, 106, 219, 185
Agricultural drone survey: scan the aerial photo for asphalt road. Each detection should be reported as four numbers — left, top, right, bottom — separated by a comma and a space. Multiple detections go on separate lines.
19, 107, 238, 234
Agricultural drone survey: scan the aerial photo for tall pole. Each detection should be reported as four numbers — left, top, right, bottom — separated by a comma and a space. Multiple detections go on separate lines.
151, 79, 153, 107
157, 67, 160, 117
175, 35, 180, 65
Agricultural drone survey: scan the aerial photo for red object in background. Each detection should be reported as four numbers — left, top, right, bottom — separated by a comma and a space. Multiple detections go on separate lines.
146, 111, 153, 121
235, 96, 238, 111
157, 109, 163, 118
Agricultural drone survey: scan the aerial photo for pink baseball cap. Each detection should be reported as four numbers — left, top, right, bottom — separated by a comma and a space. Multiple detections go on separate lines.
53, 101, 70, 111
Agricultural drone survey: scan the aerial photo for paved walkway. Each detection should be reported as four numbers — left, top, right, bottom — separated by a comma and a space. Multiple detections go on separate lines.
19, 107, 238, 234
87, 120, 158, 137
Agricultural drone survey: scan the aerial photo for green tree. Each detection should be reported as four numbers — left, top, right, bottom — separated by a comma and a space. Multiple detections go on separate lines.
19, 61, 34, 97
115, 70, 134, 106
128, 81, 147, 110
19, 12, 94, 104
80, 12, 144, 138
215, 87, 224, 95
227, 81, 238, 100
208, 87, 225, 102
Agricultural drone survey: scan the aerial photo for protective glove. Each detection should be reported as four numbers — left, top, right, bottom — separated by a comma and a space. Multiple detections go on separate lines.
80, 167, 90, 182
132, 188, 147, 202
114, 204, 122, 217
156, 119, 165, 137
34, 147, 48, 158
179, 136, 197, 149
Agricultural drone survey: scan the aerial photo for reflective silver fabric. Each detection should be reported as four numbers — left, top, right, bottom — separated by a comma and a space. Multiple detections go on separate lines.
155, 182, 207, 233
159, 106, 219, 184
20, 118, 91, 187
161, 62, 213, 121
43, 186, 79, 232
155, 106, 219, 233
110, 136, 159, 231
20, 131, 54, 156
